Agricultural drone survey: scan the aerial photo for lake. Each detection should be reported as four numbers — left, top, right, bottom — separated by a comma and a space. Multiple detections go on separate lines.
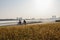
0, 19, 55, 26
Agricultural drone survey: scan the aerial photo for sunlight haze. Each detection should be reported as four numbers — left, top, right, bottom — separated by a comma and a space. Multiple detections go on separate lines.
0, 0, 60, 19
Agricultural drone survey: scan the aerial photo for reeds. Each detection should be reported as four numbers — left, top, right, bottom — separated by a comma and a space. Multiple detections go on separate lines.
0, 22, 60, 40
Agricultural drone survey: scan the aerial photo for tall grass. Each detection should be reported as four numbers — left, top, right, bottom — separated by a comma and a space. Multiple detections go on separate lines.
0, 22, 60, 40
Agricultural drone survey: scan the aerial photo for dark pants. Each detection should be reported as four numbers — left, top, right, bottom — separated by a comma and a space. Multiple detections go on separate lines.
18, 22, 21, 25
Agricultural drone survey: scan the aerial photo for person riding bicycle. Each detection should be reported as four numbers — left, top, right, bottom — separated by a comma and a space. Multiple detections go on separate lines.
23, 20, 26, 25
18, 19, 21, 25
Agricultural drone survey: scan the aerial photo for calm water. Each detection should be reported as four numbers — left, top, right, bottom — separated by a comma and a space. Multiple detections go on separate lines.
0, 20, 55, 26
0, 20, 18, 26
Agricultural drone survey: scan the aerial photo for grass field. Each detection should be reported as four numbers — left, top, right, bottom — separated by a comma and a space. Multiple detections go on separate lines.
0, 22, 60, 40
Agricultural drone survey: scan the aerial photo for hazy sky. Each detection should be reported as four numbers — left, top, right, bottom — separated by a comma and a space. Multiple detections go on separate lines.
0, 0, 60, 19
